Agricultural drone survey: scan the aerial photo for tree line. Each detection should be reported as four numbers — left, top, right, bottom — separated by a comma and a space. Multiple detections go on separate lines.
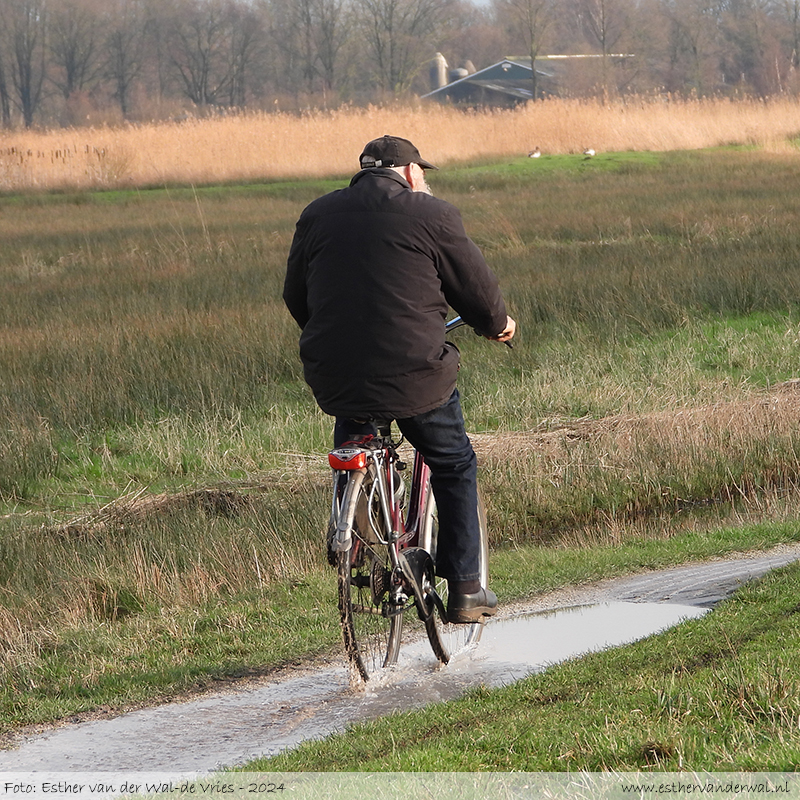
0, 0, 798, 129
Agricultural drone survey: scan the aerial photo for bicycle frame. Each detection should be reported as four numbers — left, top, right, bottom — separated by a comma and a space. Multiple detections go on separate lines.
329, 435, 432, 591
329, 315, 467, 595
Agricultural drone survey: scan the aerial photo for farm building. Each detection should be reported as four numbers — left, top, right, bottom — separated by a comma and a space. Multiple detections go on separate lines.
423, 53, 634, 107
422, 55, 560, 106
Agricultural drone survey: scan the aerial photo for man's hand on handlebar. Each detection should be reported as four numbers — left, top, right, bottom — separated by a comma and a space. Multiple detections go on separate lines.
488, 316, 516, 345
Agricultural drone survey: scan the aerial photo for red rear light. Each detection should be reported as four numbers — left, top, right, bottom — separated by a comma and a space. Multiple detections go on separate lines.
328, 448, 367, 470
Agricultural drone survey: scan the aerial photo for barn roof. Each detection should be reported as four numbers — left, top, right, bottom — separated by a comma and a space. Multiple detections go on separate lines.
422, 54, 634, 104
421, 57, 557, 103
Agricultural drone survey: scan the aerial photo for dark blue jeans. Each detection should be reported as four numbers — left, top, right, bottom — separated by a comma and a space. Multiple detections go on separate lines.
334, 389, 480, 583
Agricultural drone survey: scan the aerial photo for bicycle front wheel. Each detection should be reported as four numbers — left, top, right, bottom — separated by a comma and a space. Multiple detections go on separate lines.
337, 464, 403, 682
418, 487, 488, 664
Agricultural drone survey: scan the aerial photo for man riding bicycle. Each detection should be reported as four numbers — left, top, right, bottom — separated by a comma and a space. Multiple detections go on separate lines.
283, 135, 516, 623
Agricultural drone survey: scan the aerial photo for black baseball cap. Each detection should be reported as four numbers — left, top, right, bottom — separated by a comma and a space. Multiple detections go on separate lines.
359, 135, 438, 170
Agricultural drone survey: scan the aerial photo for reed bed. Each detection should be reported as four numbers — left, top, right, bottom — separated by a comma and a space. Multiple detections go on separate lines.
3, 96, 800, 191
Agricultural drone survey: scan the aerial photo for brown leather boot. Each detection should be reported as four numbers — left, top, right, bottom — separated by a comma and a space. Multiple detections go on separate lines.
446, 586, 498, 624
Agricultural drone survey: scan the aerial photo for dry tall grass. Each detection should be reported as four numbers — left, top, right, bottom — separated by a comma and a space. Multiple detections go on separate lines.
472, 382, 800, 548
3, 96, 800, 191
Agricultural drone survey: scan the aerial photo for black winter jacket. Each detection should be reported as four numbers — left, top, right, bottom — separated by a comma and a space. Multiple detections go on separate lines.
283, 168, 508, 420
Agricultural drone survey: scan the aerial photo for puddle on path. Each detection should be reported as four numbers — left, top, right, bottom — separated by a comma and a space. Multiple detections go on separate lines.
0, 601, 705, 774
463, 601, 707, 684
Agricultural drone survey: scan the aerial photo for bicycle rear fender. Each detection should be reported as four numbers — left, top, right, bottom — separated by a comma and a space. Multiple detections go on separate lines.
332, 468, 367, 554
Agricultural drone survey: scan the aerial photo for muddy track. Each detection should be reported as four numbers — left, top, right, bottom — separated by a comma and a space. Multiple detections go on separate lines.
1, 543, 799, 775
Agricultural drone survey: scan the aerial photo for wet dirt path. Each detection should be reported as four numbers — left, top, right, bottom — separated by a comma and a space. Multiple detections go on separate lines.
1, 544, 799, 775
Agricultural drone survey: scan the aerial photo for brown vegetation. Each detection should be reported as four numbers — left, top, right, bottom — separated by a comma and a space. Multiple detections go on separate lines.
473, 379, 800, 461
2, 0, 800, 129
2, 97, 800, 191
52, 381, 800, 542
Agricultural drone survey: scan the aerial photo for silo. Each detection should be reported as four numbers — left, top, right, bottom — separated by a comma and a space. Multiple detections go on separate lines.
430, 53, 448, 90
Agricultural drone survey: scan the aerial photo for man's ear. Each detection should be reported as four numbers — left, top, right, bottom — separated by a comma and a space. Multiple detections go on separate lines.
404, 163, 422, 190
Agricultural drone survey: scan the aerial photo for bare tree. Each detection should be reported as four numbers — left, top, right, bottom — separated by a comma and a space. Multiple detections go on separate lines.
568, 0, 633, 93
0, 0, 48, 127
103, 0, 146, 116
356, 0, 457, 94
269, 0, 316, 93
313, 0, 352, 93
658, 0, 723, 93
267, 0, 351, 98
0, 25, 13, 126
771, 0, 800, 69
49, 0, 101, 99
167, 0, 233, 106
493, 0, 555, 99
226, 1, 263, 105
578, 0, 629, 56
718, 0, 779, 93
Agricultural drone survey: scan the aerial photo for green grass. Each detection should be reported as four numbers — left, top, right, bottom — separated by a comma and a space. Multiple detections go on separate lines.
3, 147, 800, 751
1, 579, 341, 729
252, 563, 800, 771
435, 150, 665, 189
490, 520, 800, 601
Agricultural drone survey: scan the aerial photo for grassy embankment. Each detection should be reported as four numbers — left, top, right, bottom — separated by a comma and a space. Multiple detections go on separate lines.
1, 147, 800, 768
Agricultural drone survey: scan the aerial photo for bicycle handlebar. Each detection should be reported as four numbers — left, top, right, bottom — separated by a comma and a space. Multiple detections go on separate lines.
446, 315, 513, 349
445, 315, 468, 333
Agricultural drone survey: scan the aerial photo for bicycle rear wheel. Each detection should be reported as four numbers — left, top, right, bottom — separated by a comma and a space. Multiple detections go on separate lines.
337, 463, 403, 682
418, 487, 488, 663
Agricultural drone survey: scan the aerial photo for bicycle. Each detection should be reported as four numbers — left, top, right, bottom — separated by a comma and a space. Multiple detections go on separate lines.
327, 316, 490, 682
